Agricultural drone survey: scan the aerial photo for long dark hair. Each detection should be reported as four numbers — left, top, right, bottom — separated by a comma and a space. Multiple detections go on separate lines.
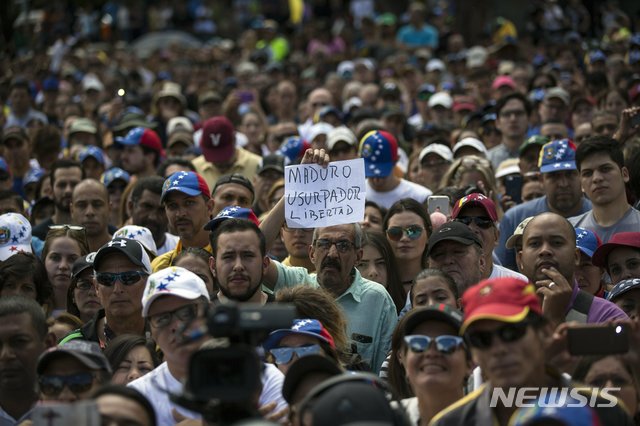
383, 198, 433, 268
103, 334, 160, 373
361, 230, 406, 313
0, 252, 52, 306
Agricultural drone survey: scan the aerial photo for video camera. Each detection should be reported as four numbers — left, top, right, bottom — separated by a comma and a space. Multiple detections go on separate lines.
171, 303, 296, 425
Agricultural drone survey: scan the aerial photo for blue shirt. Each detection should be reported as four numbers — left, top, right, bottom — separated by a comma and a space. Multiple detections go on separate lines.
273, 261, 397, 373
496, 196, 592, 270
396, 24, 438, 49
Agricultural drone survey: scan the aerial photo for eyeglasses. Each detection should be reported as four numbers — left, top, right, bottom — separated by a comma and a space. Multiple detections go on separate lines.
283, 224, 314, 234
270, 344, 322, 364
404, 335, 465, 355
75, 279, 94, 291
455, 216, 494, 229
95, 271, 148, 287
49, 225, 85, 231
314, 239, 354, 253
386, 225, 424, 241
149, 303, 200, 329
39, 372, 95, 396
465, 321, 530, 349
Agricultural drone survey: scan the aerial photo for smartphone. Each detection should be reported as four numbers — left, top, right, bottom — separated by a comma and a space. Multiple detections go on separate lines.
630, 113, 640, 128
33, 401, 100, 426
567, 324, 629, 356
504, 174, 523, 205
427, 195, 451, 216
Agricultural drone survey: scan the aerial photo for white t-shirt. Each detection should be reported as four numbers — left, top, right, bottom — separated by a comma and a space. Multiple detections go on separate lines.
489, 264, 528, 282
365, 178, 432, 209
157, 233, 179, 256
129, 361, 287, 426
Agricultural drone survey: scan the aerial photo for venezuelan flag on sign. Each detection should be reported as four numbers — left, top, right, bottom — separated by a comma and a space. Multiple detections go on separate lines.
289, 0, 304, 24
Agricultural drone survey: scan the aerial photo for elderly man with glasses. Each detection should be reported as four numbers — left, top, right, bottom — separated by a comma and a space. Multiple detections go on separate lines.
60, 237, 152, 348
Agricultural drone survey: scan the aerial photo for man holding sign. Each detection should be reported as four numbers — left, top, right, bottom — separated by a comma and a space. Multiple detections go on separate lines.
261, 149, 397, 373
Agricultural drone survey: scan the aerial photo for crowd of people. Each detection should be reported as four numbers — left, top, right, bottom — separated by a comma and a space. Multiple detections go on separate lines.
2, 0, 640, 425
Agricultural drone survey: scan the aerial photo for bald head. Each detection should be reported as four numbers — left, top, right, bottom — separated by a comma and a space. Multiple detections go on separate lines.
71, 179, 110, 237
518, 212, 579, 284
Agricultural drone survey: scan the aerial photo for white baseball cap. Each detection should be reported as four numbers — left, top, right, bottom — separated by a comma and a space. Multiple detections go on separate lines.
141, 266, 210, 317
113, 225, 158, 257
419, 144, 453, 163
452, 137, 488, 157
426, 58, 446, 73
428, 92, 453, 109
0, 213, 32, 261
308, 122, 335, 143
327, 126, 358, 150
166, 116, 194, 135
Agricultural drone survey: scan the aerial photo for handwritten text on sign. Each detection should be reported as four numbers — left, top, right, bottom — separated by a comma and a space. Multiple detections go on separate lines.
285, 158, 366, 228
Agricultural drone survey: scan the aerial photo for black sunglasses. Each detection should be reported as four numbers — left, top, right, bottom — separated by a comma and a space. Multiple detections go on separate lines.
39, 372, 95, 396
455, 216, 494, 229
404, 335, 465, 355
465, 321, 530, 349
95, 271, 148, 287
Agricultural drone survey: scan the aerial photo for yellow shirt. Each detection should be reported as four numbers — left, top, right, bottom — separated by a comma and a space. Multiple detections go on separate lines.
192, 147, 262, 193
151, 240, 213, 272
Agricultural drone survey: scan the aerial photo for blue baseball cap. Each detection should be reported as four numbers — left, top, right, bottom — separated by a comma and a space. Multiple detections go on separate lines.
359, 130, 399, 178
588, 50, 607, 64
538, 139, 577, 173
575, 227, 602, 258
79, 146, 105, 165
277, 136, 310, 165
101, 168, 130, 188
607, 278, 640, 302
23, 168, 44, 187
511, 398, 601, 426
203, 206, 260, 232
115, 127, 165, 158
263, 319, 336, 351
161, 171, 210, 203
0, 157, 9, 175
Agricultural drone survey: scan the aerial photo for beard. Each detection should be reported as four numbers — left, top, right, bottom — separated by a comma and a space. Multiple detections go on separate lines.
218, 274, 262, 302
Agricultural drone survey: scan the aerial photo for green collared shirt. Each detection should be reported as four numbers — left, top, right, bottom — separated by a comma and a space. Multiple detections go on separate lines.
273, 261, 397, 373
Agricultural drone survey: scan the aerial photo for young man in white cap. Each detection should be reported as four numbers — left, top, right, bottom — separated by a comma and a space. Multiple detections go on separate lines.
129, 266, 286, 425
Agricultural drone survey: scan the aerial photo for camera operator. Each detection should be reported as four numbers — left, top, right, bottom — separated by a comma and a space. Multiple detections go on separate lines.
128, 266, 286, 425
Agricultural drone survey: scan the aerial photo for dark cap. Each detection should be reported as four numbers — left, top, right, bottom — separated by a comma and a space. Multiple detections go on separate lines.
93, 238, 152, 274
282, 355, 342, 404
427, 221, 482, 257
212, 173, 255, 197
309, 376, 397, 425
607, 278, 640, 302
402, 304, 463, 335
200, 116, 235, 164
37, 340, 112, 375
203, 206, 260, 232
2, 126, 28, 144
72, 252, 96, 279
257, 154, 285, 175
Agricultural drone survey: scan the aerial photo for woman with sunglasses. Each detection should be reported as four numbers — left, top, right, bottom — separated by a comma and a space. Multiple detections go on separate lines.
383, 198, 433, 295
392, 305, 471, 425
263, 318, 340, 375
42, 225, 90, 316
358, 230, 405, 313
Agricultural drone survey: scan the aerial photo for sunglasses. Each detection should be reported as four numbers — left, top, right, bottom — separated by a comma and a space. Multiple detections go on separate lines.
386, 225, 424, 241
404, 335, 465, 355
465, 321, 530, 349
149, 303, 200, 329
270, 344, 322, 364
95, 271, 148, 287
455, 216, 494, 229
39, 372, 95, 396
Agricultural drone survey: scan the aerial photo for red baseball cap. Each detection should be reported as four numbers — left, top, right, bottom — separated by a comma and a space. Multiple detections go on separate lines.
451, 193, 498, 222
116, 127, 165, 158
200, 116, 235, 164
591, 232, 640, 269
491, 75, 516, 90
461, 277, 541, 334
